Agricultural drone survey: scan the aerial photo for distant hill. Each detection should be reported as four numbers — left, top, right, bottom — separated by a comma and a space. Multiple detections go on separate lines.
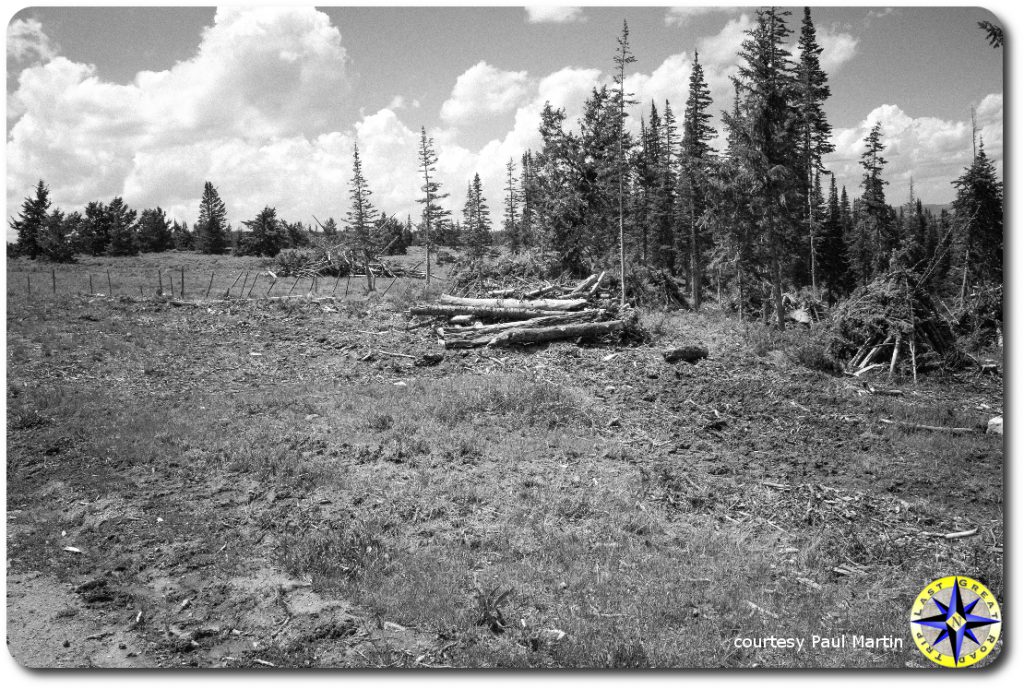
920, 203, 952, 215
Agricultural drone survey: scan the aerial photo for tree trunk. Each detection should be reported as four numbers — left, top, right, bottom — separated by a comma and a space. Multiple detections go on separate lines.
438, 295, 587, 311
488, 320, 624, 347
771, 245, 786, 331
689, 189, 701, 309
410, 304, 580, 321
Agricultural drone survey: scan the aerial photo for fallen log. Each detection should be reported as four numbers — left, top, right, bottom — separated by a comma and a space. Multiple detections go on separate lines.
565, 273, 599, 298
410, 304, 562, 321
663, 345, 709, 364
487, 320, 624, 347
438, 294, 587, 311
442, 311, 606, 347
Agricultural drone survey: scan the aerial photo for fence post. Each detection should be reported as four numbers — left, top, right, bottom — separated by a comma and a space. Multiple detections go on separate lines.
265, 277, 277, 297
89, 274, 94, 294
27, 273, 31, 294
246, 273, 259, 299
181, 267, 185, 299
158, 269, 163, 296
51, 268, 56, 295
206, 272, 215, 299
223, 271, 243, 298
107, 269, 113, 296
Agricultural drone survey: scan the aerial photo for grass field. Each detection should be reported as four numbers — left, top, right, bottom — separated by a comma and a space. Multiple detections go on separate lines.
5, 252, 1004, 668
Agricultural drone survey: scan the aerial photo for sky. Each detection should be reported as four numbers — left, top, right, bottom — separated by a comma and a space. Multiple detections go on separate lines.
4, 4, 1005, 238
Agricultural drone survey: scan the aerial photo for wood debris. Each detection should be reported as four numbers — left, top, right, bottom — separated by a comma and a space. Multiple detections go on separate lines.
410, 272, 641, 349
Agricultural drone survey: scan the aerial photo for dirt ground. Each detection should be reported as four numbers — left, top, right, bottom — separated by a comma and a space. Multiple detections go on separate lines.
5, 279, 1003, 668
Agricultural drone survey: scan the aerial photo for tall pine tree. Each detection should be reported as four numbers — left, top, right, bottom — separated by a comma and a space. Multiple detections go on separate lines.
795, 7, 834, 293
11, 180, 51, 259
417, 127, 450, 286
679, 51, 716, 308
196, 182, 229, 254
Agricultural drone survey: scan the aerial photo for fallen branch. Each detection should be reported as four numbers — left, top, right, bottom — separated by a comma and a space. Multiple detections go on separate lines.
879, 418, 977, 434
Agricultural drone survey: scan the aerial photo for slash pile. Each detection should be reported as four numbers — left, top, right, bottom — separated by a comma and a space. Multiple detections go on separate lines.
827, 270, 960, 375
409, 272, 640, 349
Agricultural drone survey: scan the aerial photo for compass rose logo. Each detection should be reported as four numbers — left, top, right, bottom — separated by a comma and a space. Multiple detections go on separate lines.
910, 576, 1001, 668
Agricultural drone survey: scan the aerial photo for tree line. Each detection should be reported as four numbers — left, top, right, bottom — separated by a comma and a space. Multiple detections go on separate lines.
9, 7, 1002, 329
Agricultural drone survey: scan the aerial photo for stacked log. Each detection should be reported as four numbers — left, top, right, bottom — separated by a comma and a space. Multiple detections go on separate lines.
410, 272, 631, 349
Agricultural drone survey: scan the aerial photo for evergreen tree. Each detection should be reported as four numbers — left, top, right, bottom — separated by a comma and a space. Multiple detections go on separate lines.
950, 139, 1003, 296
612, 20, 638, 304
726, 7, 802, 329
417, 127, 450, 285
519, 151, 536, 250
106, 197, 139, 257
11, 180, 51, 259
138, 207, 174, 253
856, 122, 892, 277
38, 208, 76, 263
171, 219, 194, 251
463, 173, 493, 260
818, 173, 847, 300
196, 181, 229, 254
795, 6, 835, 292
344, 142, 380, 257
503, 158, 521, 252
679, 50, 716, 307
238, 206, 286, 257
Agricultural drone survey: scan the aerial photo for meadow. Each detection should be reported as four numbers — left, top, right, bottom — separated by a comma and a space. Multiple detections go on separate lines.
5, 251, 1003, 668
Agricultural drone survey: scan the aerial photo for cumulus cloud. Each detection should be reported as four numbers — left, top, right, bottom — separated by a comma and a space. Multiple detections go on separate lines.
7, 18, 58, 63
440, 61, 532, 125
824, 95, 1003, 204
817, 26, 859, 72
664, 7, 736, 28
7, 7, 355, 226
525, 7, 586, 24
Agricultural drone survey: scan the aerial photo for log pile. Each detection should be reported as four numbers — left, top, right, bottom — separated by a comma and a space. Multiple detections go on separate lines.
410, 272, 638, 349
827, 270, 961, 376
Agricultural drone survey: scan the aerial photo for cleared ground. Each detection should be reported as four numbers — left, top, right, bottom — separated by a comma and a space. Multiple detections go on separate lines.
5, 253, 1003, 668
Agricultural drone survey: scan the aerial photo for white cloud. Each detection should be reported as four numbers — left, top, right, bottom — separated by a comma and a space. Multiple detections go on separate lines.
664, 7, 736, 28
7, 18, 58, 63
7, 7, 354, 227
817, 26, 859, 73
440, 61, 532, 125
696, 13, 753, 68
525, 7, 586, 24
824, 96, 1003, 204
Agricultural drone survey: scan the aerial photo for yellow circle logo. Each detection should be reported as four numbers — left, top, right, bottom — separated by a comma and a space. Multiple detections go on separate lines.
910, 576, 1001, 668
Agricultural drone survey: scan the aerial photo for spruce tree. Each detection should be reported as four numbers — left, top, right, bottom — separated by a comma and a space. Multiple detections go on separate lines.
464, 173, 493, 260
726, 7, 802, 329
795, 7, 835, 293
950, 139, 1003, 296
11, 180, 51, 259
38, 208, 76, 263
856, 122, 892, 278
344, 142, 380, 257
520, 151, 536, 250
680, 50, 716, 307
417, 127, 450, 285
196, 182, 229, 254
818, 173, 847, 300
138, 207, 173, 253
106, 197, 139, 257
503, 158, 521, 252
612, 20, 638, 304
239, 206, 286, 257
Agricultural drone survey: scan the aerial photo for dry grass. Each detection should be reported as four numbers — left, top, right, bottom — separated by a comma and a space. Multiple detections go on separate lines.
5, 252, 1003, 668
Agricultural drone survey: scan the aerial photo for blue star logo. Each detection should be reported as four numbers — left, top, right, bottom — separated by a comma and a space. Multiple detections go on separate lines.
912, 578, 1000, 666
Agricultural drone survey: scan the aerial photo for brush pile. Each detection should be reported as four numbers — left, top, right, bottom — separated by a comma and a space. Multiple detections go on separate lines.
275, 247, 425, 279
410, 272, 641, 349
827, 270, 960, 375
